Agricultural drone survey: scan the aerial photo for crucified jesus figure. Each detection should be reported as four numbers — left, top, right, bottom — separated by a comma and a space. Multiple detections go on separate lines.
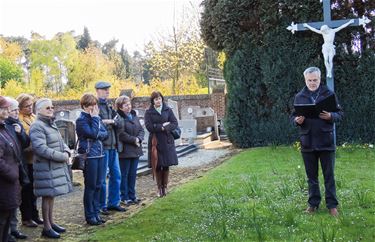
303, 19, 354, 78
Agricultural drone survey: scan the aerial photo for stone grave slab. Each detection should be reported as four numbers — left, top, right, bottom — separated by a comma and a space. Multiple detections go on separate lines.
167, 99, 179, 120
179, 119, 197, 139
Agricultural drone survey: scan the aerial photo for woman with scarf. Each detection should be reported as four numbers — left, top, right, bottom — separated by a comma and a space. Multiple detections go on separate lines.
115, 95, 144, 205
144, 91, 178, 197
16, 93, 43, 227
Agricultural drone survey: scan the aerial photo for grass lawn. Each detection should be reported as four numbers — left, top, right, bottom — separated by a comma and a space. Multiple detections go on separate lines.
90, 146, 375, 241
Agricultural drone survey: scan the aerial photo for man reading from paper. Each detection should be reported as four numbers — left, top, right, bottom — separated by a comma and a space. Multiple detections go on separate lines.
291, 67, 343, 216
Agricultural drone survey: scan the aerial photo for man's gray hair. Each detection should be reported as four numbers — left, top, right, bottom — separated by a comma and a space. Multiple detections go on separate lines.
303, 67, 321, 78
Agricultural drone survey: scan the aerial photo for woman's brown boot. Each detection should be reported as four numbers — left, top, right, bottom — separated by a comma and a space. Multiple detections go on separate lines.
156, 170, 163, 197
161, 170, 169, 196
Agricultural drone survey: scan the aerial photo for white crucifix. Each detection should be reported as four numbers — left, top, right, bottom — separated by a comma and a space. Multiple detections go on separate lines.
287, 0, 371, 91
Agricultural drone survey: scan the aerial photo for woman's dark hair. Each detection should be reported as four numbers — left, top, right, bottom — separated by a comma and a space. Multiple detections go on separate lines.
150, 91, 164, 105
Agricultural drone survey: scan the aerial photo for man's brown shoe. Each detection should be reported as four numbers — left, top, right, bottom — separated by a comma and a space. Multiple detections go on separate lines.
305, 207, 317, 214
22, 220, 38, 227
329, 208, 338, 216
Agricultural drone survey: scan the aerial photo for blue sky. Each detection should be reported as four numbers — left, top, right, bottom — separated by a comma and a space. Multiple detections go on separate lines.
0, 0, 202, 53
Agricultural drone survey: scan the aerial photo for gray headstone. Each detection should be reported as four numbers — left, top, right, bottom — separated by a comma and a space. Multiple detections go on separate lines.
213, 113, 219, 140
54, 110, 70, 121
179, 119, 197, 139
139, 128, 149, 162
55, 119, 76, 149
180, 106, 200, 119
134, 108, 146, 118
195, 107, 215, 117
119, 89, 135, 99
71, 109, 84, 121
167, 99, 179, 120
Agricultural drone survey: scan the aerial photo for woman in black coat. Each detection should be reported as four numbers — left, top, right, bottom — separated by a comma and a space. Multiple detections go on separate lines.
5, 97, 30, 240
144, 91, 178, 197
0, 96, 23, 242
115, 95, 144, 205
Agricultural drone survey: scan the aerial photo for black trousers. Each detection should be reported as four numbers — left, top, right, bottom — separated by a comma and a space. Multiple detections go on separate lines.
0, 209, 12, 242
9, 209, 17, 232
302, 151, 338, 209
19, 164, 40, 221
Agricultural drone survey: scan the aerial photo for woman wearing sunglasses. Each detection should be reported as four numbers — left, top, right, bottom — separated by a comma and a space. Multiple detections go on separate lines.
29, 98, 72, 239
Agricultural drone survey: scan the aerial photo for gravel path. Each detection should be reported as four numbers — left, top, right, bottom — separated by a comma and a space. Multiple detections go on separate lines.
15, 148, 236, 241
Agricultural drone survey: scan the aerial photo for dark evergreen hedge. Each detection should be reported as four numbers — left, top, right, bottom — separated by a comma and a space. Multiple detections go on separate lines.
201, 0, 375, 147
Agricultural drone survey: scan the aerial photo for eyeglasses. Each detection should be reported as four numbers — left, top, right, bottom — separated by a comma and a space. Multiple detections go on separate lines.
46, 106, 54, 110
10, 109, 19, 112
22, 104, 33, 109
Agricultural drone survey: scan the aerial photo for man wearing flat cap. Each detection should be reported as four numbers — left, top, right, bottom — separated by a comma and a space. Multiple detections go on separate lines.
95, 81, 125, 213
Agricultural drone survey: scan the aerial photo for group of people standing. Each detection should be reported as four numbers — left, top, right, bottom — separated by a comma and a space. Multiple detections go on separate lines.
0, 95, 72, 241
0, 66, 341, 241
0, 81, 179, 240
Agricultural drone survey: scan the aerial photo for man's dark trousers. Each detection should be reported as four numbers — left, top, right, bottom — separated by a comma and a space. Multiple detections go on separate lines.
302, 151, 338, 209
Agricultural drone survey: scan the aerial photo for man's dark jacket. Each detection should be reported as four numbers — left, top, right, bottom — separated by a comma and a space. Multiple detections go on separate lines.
291, 85, 344, 152
98, 98, 117, 149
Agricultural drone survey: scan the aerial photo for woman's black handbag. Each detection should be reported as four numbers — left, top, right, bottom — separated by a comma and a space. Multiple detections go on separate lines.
71, 140, 90, 171
171, 126, 181, 139
71, 154, 86, 171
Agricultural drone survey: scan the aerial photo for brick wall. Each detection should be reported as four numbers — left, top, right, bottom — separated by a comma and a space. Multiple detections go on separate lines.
53, 91, 226, 120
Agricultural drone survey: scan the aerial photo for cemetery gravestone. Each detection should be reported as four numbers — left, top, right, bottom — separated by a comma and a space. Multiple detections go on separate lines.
54, 110, 70, 121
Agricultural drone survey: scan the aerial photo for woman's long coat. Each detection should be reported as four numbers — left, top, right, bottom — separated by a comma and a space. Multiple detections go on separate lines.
30, 115, 72, 197
0, 123, 24, 210
144, 104, 178, 168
